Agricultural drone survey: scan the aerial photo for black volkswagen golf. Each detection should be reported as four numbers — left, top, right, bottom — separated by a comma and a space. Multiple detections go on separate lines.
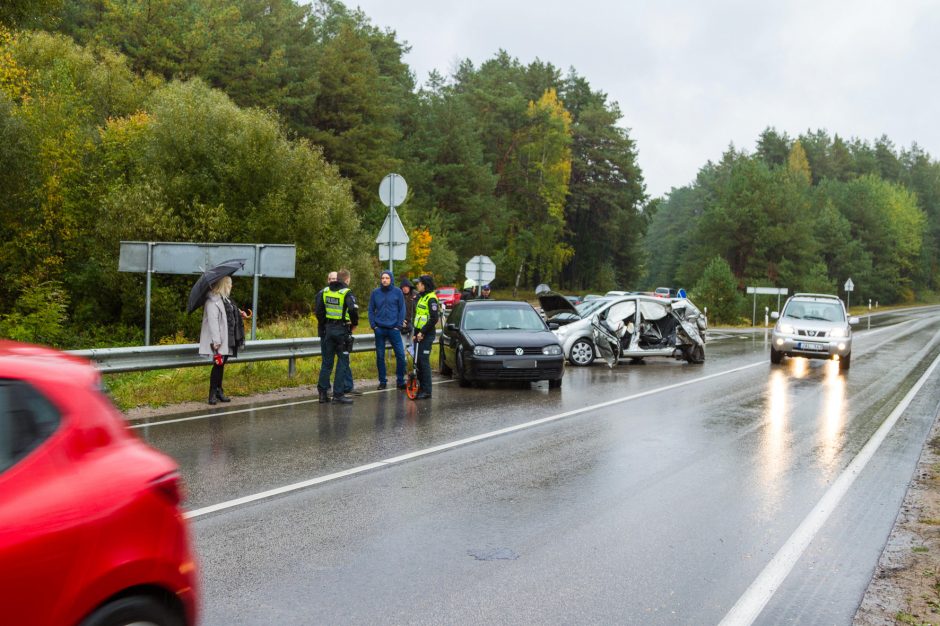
439, 300, 565, 388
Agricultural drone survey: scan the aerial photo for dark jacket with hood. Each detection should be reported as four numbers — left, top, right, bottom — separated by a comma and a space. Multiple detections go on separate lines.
368, 270, 405, 330
315, 280, 359, 328
400, 277, 417, 331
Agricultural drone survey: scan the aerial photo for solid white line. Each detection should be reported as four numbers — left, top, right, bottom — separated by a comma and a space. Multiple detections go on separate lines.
719, 340, 940, 626
131, 318, 916, 431
185, 360, 766, 519
129, 380, 455, 429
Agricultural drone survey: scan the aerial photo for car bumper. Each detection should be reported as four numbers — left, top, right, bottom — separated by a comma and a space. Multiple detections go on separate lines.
464, 354, 565, 381
772, 334, 852, 358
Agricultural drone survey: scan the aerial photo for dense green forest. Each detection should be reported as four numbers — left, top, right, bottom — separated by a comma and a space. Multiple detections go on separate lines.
1, 0, 938, 345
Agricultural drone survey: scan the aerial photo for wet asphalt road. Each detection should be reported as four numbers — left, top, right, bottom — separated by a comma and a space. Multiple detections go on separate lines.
134, 307, 940, 624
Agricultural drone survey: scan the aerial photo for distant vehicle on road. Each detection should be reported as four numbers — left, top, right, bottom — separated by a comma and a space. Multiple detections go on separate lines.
0, 341, 198, 626
436, 286, 461, 308
654, 287, 677, 298
770, 293, 858, 370
439, 300, 564, 388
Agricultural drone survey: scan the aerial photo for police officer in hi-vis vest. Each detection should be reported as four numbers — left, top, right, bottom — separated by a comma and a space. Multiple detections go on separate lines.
315, 268, 359, 404
412, 275, 439, 400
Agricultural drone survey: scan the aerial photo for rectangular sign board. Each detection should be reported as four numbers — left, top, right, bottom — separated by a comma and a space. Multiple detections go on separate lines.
746, 287, 788, 295
118, 242, 295, 277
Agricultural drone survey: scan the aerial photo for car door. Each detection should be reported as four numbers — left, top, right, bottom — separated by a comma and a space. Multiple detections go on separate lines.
441, 301, 465, 367
0, 379, 88, 625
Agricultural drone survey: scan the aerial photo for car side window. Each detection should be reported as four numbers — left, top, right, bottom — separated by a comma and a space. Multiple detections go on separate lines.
449, 302, 464, 327
0, 380, 62, 474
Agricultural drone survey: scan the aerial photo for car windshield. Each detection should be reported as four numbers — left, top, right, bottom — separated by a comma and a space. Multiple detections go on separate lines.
463, 306, 546, 331
783, 300, 845, 322
575, 299, 612, 316
438, 289, 455, 295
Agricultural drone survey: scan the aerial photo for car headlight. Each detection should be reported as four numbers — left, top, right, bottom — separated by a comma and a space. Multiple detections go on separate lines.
830, 327, 847, 338
542, 344, 562, 356
778, 324, 795, 334
473, 345, 495, 356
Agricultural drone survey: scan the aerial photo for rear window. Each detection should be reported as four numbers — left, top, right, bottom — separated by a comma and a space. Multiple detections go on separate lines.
0, 380, 62, 474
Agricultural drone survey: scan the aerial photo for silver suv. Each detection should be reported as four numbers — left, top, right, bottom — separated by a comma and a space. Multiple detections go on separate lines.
770, 293, 859, 370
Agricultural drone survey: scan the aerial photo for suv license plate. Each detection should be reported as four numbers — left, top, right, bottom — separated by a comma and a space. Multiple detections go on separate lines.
799, 342, 825, 351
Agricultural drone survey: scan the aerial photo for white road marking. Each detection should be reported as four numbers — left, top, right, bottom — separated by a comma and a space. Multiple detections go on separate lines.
128, 380, 455, 429
133, 318, 911, 431
185, 360, 767, 519
719, 339, 940, 625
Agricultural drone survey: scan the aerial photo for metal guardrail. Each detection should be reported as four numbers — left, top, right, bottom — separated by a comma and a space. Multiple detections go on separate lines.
69, 334, 384, 375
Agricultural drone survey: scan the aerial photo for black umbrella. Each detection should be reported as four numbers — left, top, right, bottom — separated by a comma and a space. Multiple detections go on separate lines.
187, 259, 247, 313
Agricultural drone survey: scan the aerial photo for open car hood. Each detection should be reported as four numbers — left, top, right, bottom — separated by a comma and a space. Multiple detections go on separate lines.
537, 291, 580, 318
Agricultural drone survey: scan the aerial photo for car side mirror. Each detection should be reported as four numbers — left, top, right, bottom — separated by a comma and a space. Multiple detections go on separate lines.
548, 322, 559, 330
848, 316, 860, 325
770, 311, 779, 320
446, 323, 458, 331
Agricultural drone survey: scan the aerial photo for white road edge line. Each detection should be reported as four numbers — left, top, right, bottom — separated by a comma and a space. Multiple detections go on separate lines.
136, 318, 910, 431
719, 343, 940, 626
129, 380, 456, 429
185, 360, 766, 519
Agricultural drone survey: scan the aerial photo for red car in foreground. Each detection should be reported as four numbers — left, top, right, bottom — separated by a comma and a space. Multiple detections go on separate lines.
0, 341, 198, 626
436, 286, 461, 308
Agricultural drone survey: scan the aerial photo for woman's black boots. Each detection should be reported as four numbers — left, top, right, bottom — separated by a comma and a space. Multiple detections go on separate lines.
216, 388, 231, 402
208, 387, 218, 405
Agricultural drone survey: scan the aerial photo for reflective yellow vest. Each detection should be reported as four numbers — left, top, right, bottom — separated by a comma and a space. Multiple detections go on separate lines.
323, 287, 350, 321
414, 292, 438, 330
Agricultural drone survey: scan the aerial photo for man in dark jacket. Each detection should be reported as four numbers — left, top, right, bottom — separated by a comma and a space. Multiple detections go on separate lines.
369, 270, 407, 390
315, 269, 358, 404
412, 274, 439, 400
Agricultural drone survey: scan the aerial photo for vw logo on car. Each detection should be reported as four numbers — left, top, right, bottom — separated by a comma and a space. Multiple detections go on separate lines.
515, 347, 524, 355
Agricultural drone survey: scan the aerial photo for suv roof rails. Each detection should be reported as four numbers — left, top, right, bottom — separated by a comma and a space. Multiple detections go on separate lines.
791, 293, 843, 301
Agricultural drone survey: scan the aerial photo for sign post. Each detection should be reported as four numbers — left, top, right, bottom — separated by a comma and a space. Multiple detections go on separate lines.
377, 174, 409, 273
119, 241, 296, 344
746, 286, 789, 327
465, 256, 496, 294
844, 277, 854, 311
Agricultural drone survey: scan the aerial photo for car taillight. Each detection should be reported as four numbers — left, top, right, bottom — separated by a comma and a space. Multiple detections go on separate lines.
150, 471, 186, 506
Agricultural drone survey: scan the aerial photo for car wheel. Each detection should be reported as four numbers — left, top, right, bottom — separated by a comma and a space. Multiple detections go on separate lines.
439, 341, 452, 376
569, 338, 595, 366
456, 349, 471, 387
770, 346, 783, 364
684, 344, 705, 364
80, 595, 182, 626
548, 378, 562, 389
839, 353, 851, 371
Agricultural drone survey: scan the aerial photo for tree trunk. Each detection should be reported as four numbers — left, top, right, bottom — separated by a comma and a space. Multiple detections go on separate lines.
513, 262, 524, 298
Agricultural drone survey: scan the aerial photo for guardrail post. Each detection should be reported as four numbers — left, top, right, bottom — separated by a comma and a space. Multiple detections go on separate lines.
288, 356, 296, 379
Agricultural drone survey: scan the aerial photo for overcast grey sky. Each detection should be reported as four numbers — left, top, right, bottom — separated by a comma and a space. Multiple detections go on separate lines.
344, 0, 940, 198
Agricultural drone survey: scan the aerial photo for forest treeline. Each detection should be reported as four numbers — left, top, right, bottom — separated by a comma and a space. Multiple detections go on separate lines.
1, 0, 938, 345
644, 129, 940, 321
0, 0, 644, 346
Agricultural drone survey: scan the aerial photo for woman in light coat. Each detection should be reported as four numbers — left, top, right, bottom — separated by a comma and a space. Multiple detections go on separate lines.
199, 276, 246, 404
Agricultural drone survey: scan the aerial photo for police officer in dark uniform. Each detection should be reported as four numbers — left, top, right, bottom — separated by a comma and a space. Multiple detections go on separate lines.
315, 268, 358, 404
412, 275, 439, 400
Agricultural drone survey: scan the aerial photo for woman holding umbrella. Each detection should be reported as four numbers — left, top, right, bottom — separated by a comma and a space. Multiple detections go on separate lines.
192, 261, 249, 405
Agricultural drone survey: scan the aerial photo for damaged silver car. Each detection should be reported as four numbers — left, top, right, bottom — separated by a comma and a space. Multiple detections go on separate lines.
538, 288, 708, 366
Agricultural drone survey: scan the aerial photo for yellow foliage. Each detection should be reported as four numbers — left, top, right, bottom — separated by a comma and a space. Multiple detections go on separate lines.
787, 140, 812, 185
0, 26, 30, 102
408, 228, 432, 274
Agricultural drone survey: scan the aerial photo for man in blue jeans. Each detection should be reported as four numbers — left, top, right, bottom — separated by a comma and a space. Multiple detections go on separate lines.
369, 270, 407, 390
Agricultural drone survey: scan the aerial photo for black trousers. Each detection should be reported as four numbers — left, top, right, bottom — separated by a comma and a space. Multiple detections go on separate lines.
209, 355, 229, 390
417, 329, 436, 393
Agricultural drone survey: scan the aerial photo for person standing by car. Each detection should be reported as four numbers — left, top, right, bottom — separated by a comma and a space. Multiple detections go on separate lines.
315, 269, 358, 404
369, 270, 407, 390
479, 284, 492, 300
413, 275, 439, 400
199, 276, 248, 405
